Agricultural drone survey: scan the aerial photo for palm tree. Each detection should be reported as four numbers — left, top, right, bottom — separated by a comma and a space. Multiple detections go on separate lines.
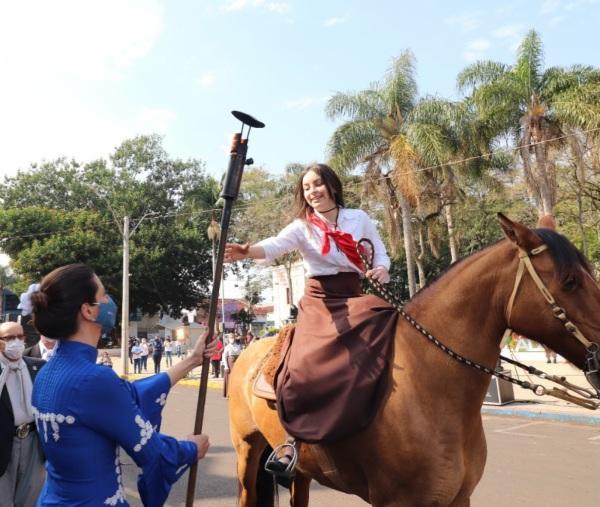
457, 29, 600, 217
326, 51, 421, 296
408, 97, 509, 262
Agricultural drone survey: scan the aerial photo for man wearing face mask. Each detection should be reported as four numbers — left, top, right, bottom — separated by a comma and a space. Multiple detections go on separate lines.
0, 321, 46, 506
24, 335, 58, 361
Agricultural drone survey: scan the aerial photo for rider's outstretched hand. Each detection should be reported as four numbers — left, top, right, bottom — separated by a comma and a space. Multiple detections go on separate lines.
225, 243, 250, 262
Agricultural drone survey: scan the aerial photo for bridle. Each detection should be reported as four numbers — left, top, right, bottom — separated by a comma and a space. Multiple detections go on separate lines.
358, 238, 600, 409
505, 244, 600, 398
507, 245, 595, 349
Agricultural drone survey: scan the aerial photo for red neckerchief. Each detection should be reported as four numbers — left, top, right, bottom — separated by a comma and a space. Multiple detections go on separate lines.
307, 211, 365, 271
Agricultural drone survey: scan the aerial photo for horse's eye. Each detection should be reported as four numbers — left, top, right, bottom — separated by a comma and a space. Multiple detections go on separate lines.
563, 277, 578, 292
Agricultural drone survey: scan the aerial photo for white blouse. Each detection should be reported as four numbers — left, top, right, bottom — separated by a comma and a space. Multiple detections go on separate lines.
256, 208, 390, 277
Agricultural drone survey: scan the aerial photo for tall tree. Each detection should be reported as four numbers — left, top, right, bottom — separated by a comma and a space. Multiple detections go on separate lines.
457, 29, 600, 217
0, 135, 217, 316
408, 97, 509, 262
326, 51, 421, 296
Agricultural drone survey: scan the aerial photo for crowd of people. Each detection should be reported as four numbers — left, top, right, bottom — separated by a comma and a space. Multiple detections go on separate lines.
123, 329, 259, 380
127, 336, 182, 374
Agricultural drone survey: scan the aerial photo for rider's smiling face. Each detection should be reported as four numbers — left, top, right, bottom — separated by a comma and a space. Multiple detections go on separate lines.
302, 170, 335, 212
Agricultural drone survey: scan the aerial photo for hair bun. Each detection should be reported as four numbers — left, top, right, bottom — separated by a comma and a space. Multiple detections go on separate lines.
31, 291, 49, 313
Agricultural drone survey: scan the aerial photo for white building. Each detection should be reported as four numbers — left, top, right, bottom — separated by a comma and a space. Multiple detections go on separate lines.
270, 261, 306, 326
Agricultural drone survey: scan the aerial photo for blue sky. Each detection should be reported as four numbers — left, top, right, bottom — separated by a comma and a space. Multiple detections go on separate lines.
1, 0, 599, 180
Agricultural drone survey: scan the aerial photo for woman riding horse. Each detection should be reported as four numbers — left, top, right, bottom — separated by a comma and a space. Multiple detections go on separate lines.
225, 163, 396, 477
229, 215, 600, 506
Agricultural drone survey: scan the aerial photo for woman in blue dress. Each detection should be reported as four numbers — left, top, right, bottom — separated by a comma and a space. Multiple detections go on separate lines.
30, 264, 213, 506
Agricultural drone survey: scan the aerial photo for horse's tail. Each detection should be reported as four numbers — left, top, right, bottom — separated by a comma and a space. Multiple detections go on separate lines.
256, 445, 278, 507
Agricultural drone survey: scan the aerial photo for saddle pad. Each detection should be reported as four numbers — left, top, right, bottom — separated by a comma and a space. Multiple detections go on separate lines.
252, 325, 294, 401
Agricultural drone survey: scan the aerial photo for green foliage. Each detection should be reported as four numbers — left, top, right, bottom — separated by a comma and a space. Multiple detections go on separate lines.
231, 308, 256, 333
0, 135, 218, 316
456, 29, 600, 216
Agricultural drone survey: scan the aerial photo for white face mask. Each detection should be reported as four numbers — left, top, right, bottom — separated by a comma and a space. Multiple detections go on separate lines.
3, 339, 25, 360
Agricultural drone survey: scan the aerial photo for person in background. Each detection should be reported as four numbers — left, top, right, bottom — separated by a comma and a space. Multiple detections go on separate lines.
175, 341, 182, 359
152, 337, 163, 374
128, 336, 135, 365
24, 335, 58, 361
97, 351, 113, 368
0, 321, 46, 506
164, 338, 174, 367
131, 341, 143, 374
210, 336, 224, 378
140, 338, 149, 372
222, 334, 242, 398
30, 263, 214, 506
245, 331, 255, 347
543, 345, 558, 364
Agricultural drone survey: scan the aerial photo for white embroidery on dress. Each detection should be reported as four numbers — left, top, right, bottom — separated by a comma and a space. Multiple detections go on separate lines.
155, 393, 167, 406
104, 448, 126, 505
133, 415, 154, 452
175, 464, 188, 476
32, 407, 76, 443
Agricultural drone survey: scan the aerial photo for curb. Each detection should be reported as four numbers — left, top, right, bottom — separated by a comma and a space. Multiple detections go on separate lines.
178, 379, 223, 390
120, 375, 222, 390
481, 405, 600, 426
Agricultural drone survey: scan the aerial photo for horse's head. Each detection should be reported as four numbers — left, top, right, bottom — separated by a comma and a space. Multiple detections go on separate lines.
498, 213, 600, 394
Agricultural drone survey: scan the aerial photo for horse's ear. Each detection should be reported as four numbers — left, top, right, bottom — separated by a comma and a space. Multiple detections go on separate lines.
537, 214, 557, 230
497, 213, 541, 250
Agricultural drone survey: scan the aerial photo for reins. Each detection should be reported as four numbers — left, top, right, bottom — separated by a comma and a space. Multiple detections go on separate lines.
357, 238, 600, 410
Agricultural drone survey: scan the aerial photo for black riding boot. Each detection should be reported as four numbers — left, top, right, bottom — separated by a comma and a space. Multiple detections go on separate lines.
264, 437, 298, 478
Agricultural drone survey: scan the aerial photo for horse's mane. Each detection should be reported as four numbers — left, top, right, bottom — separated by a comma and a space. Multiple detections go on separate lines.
409, 228, 593, 302
533, 228, 594, 285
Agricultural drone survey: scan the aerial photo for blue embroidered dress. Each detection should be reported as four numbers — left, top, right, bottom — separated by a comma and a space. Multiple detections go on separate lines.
32, 340, 197, 506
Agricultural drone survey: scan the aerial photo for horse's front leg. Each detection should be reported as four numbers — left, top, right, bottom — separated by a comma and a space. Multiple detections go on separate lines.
232, 432, 269, 507
290, 473, 311, 507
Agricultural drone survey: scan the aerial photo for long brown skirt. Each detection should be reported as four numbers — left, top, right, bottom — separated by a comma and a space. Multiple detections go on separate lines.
275, 272, 398, 443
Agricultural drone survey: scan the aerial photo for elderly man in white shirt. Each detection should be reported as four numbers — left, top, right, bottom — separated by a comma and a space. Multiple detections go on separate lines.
0, 322, 46, 507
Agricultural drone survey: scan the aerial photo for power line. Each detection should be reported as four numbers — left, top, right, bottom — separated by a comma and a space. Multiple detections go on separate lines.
0, 126, 598, 244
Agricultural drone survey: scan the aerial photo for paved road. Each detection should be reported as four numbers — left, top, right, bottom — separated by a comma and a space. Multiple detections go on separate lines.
121, 385, 600, 506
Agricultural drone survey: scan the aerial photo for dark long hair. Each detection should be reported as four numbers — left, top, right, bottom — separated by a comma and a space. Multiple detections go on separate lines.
31, 264, 98, 339
293, 164, 345, 219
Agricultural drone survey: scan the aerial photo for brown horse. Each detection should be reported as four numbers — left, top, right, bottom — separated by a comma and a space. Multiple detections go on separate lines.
228, 214, 600, 506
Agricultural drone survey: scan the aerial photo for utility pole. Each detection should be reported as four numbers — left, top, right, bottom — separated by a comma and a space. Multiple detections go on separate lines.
121, 216, 130, 376
221, 272, 226, 333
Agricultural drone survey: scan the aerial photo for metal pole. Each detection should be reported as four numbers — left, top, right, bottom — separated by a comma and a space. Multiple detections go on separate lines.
121, 216, 130, 376
186, 111, 264, 506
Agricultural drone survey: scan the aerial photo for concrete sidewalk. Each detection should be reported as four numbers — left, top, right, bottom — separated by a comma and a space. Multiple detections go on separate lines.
482, 357, 600, 426
102, 349, 600, 426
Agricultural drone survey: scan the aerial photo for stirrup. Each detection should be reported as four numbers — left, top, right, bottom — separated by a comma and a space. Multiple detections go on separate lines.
264, 442, 298, 478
